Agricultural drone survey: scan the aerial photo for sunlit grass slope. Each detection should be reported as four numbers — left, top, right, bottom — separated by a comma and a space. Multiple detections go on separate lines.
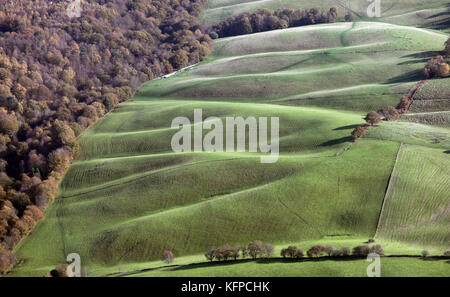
376, 144, 450, 248
10, 22, 449, 276
200, 0, 450, 30
138, 22, 448, 112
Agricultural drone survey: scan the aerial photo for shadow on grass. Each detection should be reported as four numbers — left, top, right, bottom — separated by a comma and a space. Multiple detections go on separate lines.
425, 6, 450, 31
171, 256, 368, 272
333, 124, 361, 131
397, 51, 442, 65
109, 255, 449, 276
319, 136, 353, 146
385, 69, 425, 84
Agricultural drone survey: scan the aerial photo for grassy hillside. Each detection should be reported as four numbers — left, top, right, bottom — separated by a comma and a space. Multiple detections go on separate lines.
376, 144, 450, 248
200, 0, 450, 30
138, 22, 447, 112
10, 20, 449, 277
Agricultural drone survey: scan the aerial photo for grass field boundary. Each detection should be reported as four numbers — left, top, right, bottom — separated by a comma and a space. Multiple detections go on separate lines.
374, 142, 403, 239
99, 254, 450, 277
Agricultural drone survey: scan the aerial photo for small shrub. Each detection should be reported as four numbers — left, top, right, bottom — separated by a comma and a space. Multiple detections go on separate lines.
421, 250, 429, 258
162, 250, 174, 264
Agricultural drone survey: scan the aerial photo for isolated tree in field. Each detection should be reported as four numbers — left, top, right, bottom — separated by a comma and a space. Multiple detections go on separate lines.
421, 250, 429, 258
162, 250, 174, 264
364, 112, 382, 126
444, 251, 450, 257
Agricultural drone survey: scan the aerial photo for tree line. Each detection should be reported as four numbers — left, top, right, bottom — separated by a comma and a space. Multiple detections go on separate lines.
201, 240, 387, 262
350, 38, 450, 142
210, 7, 339, 38
0, 0, 212, 275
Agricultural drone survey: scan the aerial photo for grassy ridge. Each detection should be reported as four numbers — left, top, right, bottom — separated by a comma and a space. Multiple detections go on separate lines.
200, 0, 450, 28
10, 21, 450, 276
137, 22, 447, 113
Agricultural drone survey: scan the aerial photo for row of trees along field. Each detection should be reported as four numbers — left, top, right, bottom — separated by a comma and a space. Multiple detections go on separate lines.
211, 7, 339, 38
0, 0, 213, 274
351, 38, 450, 141
203, 241, 385, 262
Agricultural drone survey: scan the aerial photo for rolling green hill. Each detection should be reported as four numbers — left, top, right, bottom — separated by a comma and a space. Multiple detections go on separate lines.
200, 0, 450, 30
9, 13, 450, 277
376, 144, 450, 247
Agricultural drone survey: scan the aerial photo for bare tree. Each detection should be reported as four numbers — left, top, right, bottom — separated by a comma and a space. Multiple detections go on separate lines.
205, 247, 215, 262
262, 243, 274, 258
248, 241, 263, 259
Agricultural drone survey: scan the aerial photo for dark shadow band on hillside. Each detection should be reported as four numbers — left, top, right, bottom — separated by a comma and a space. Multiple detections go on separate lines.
397, 51, 443, 65
384, 69, 425, 84
427, 18, 450, 31
333, 124, 361, 131
320, 136, 352, 147
424, 6, 450, 30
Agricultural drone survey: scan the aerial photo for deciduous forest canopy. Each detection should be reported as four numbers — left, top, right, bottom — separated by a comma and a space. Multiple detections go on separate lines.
0, 0, 211, 274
